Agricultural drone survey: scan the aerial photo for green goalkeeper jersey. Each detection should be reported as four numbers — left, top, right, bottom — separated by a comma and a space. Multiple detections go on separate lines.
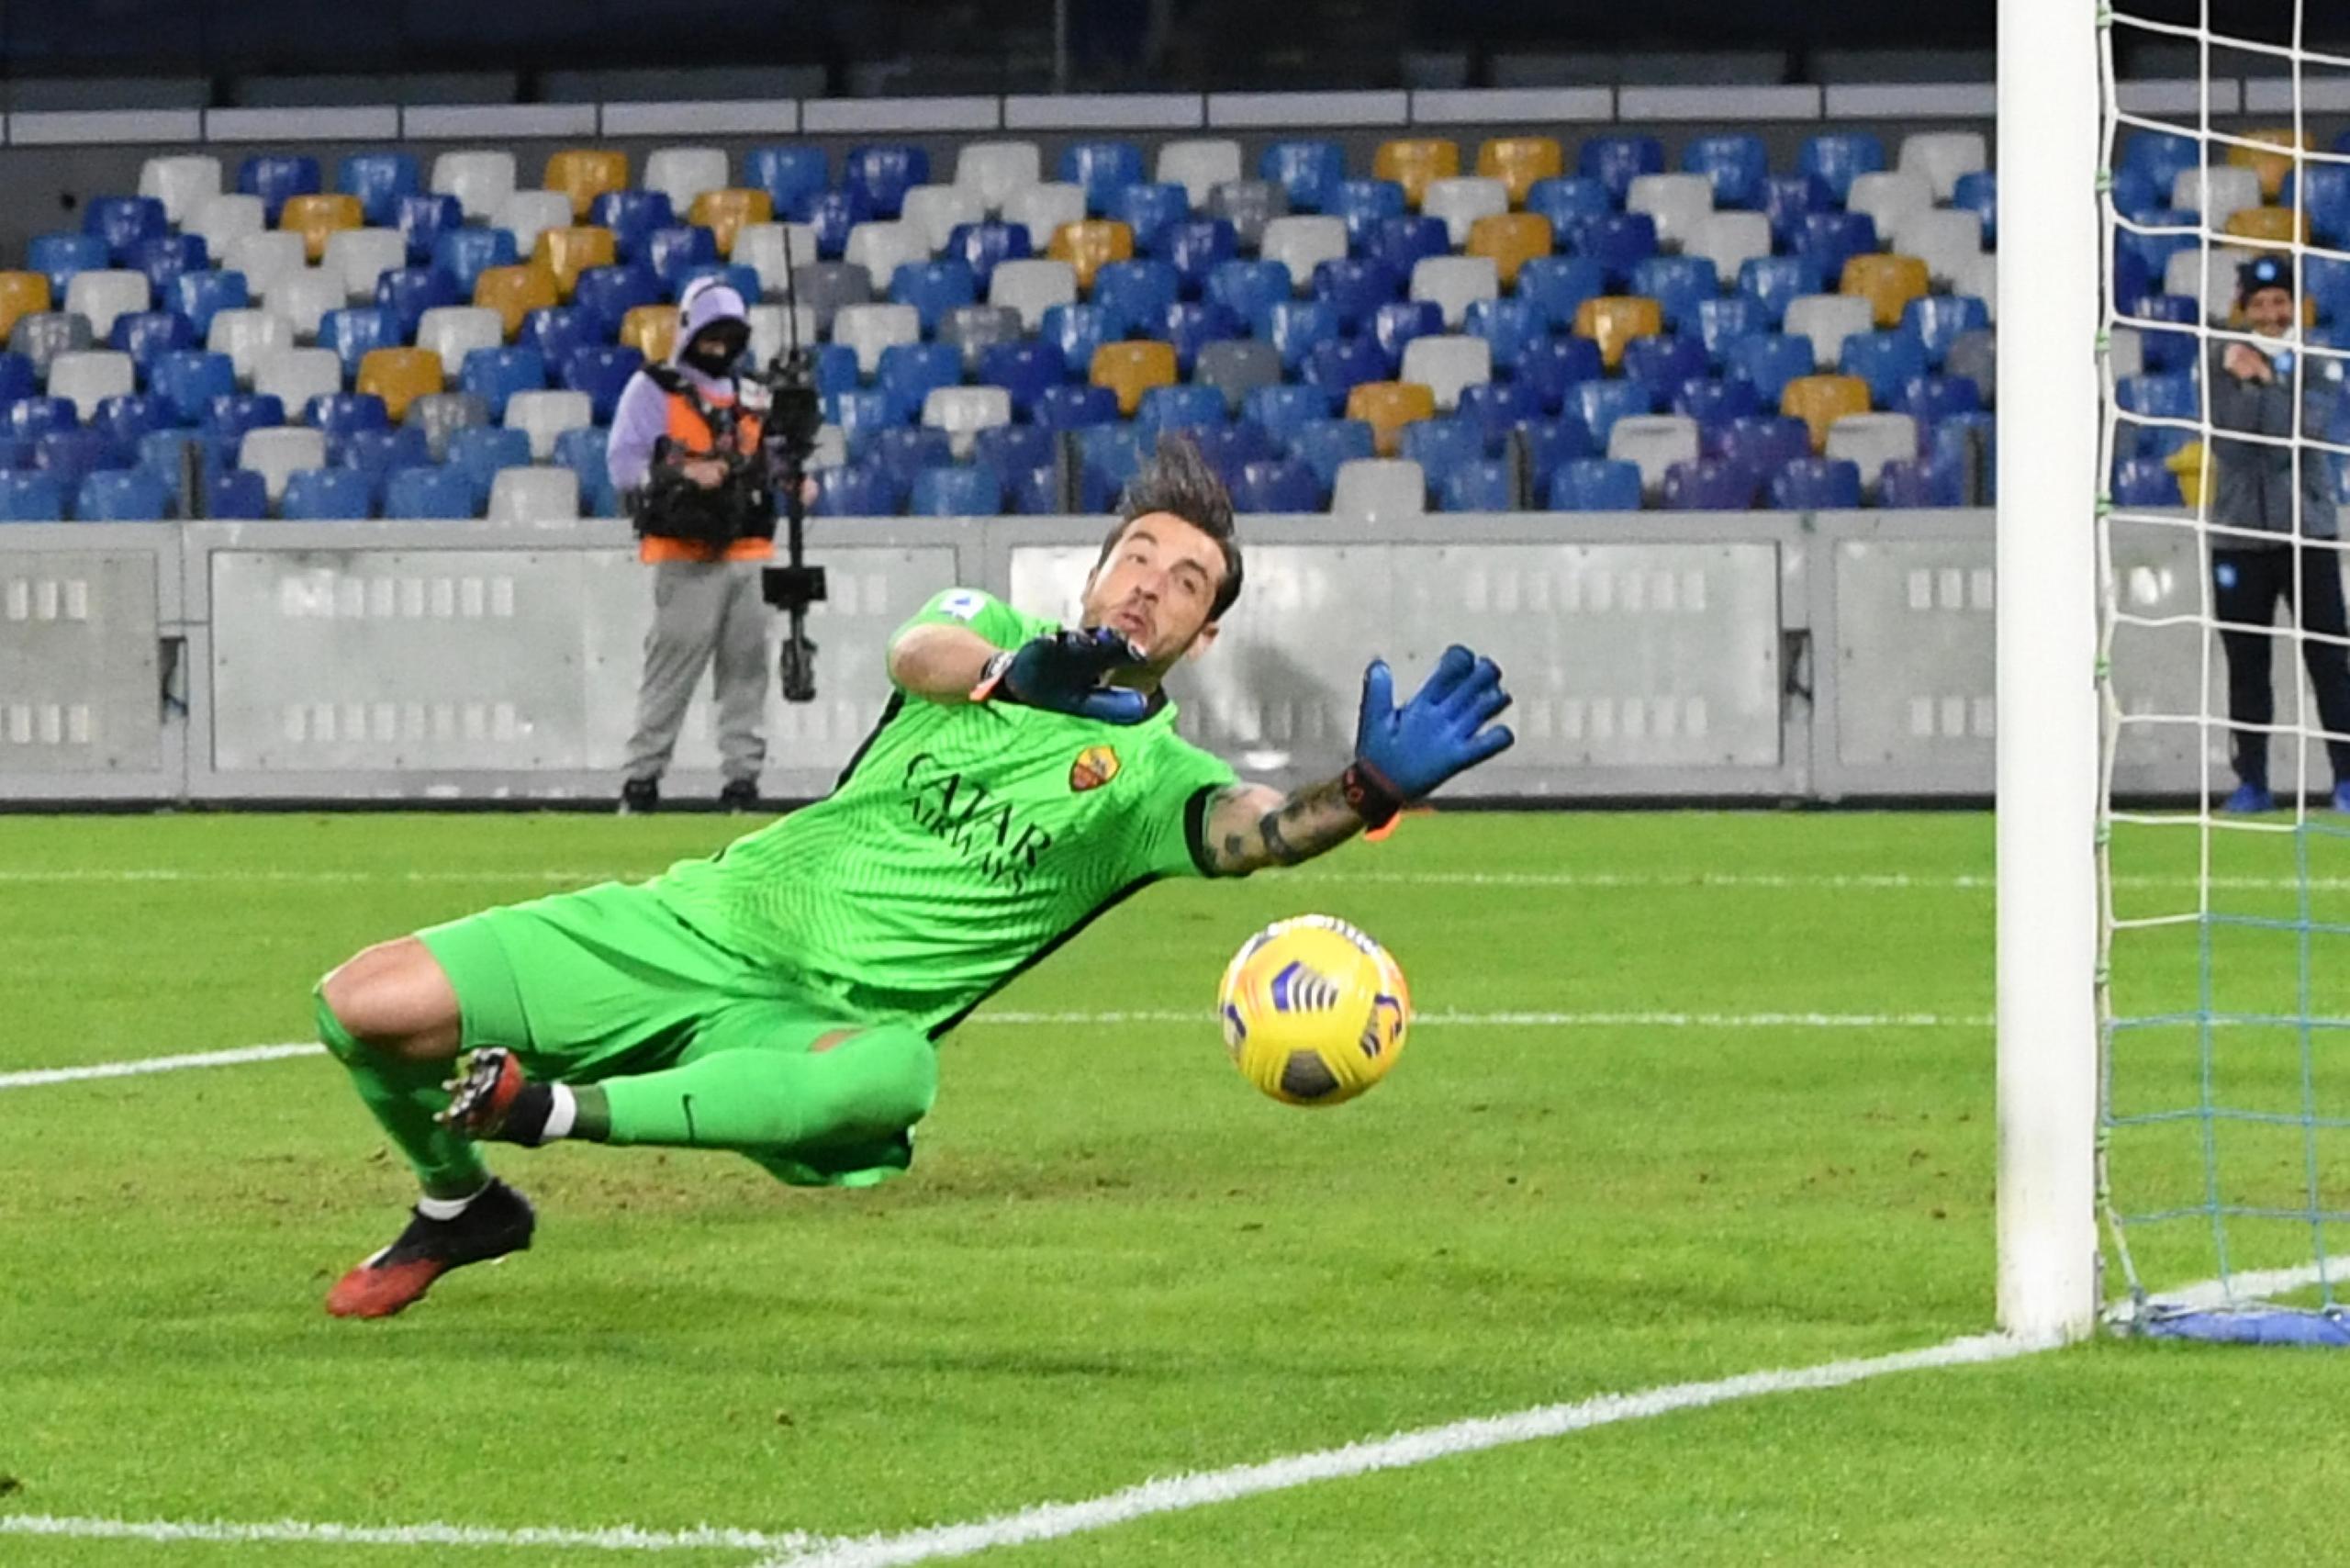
650, 587, 1237, 1036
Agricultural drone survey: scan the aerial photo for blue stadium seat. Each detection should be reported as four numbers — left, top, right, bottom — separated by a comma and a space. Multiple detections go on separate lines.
2125, 293, 2197, 375
381, 464, 476, 520
590, 189, 677, 264
1513, 417, 1597, 498
1793, 212, 1879, 276
1681, 134, 1769, 209
2119, 130, 2201, 200
845, 144, 931, 219
977, 341, 1066, 419
1330, 179, 1407, 247
2112, 454, 2185, 506
1621, 334, 1710, 401
1363, 216, 1451, 279
445, 426, 532, 506
0, 355, 38, 410
1930, 412, 1997, 500
908, 465, 1003, 517
571, 265, 666, 334
1894, 374, 1983, 424
1262, 299, 1342, 371
644, 225, 721, 293
1695, 295, 1770, 367
74, 468, 172, 521
1399, 417, 1487, 484
809, 342, 859, 397
1569, 379, 1656, 445
1288, 417, 1377, 488
1799, 133, 1886, 203
1672, 376, 1761, 431
1510, 335, 1605, 415
677, 264, 764, 310
91, 393, 171, 447
150, 352, 236, 427
373, 266, 461, 340
1524, 177, 1613, 239
1060, 141, 1145, 217
514, 308, 594, 376
1189, 421, 1276, 484
1662, 457, 1762, 511
2110, 247, 2151, 324
83, 196, 167, 264
1038, 303, 1126, 379
1839, 330, 1929, 408
6, 396, 76, 441
1230, 456, 1324, 512
432, 228, 520, 295
459, 347, 546, 420
330, 426, 430, 486
1760, 173, 1836, 248
1112, 184, 1192, 252
1770, 456, 1863, 510
1074, 422, 1147, 493
944, 221, 1032, 290
1244, 382, 1337, 443
1260, 141, 1347, 214
2118, 372, 2200, 454
1879, 456, 1965, 509
1206, 260, 1294, 330
1309, 258, 1399, 331
1457, 380, 1544, 447
1549, 458, 1642, 510
744, 145, 827, 218
1952, 171, 1998, 249
552, 427, 621, 517
877, 342, 964, 411
890, 260, 977, 334
1136, 383, 1227, 434
201, 393, 286, 445
1005, 461, 1074, 514
2304, 253, 2350, 325
1629, 255, 1720, 333
1737, 257, 1828, 327
1516, 255, 1609, 330
136, 429, 203, 487
1716, 415, 1815, 477
1572, 212, 1659, 286
36, 429, 126, 489
2112, 213, 2198, 295
1371, 299, 1445, 372
28, 232, 111, 297
1157, 218, 1239, 297
1461, 297, 1546, 373
824, 388, 906, 458
110, 310, 196, 381
125, 234, 208, 296
173, 270, 252, 337
337, 151, 420, 227
1159, 301, 1243, 374
1033, 384, 1119, 431
394, 193, 465, 265
1438, 457, 1516, 512
319, 307, 402, 378
869, 426, 955, 490
971, 423, 1055, 480
1579, 136, 1665, 202
1094, 260, 1181, 328
794, 188, 873, 260
237, 153, 321, 224
280, 466, 375, 521
1302, 336, 1386, 398
0, 471, 63, 521
307, 392, 391, 437
203, 467, 268, 520
1902, 296, 1990, 369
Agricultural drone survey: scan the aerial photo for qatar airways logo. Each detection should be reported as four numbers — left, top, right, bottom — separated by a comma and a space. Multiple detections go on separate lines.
900, 751, 1055, 890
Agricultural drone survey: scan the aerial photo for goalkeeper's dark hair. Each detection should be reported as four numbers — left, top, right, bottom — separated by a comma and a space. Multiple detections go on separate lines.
1102, 432, 1244, 621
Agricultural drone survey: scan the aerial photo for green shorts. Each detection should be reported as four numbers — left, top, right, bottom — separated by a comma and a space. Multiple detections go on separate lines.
417, 880, 911, 1186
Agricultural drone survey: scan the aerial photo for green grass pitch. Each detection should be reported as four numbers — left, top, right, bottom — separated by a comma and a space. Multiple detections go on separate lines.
5, 809, 2350, 1565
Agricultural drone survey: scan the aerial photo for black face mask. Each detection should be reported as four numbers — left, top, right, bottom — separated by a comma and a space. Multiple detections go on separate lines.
682, 342, 739, 377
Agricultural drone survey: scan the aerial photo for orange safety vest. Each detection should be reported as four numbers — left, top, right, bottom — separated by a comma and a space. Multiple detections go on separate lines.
639, 383, 776, 565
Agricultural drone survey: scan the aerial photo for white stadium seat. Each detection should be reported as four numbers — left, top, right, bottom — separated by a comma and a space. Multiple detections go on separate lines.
1399, 334, 1494, 412
643, 146, 731, 214
900, 185, 987, 255
2172, 166, 2262, 226
224, 231, 308, 300
1329, 458, 1427, 522
186, 194, 265, 253
1890, 208, 1986, 291
322, 229, 408, 301
253, 347, 344, 415
503, 389, 594, 461
1626, 174, 1716, 252
1846, 172, 1936, 237
497, 190, 575, 257
431, 150, 519, 222
487, 465, 581, 524
987, 259, 1078, 330
139, 154, 223, 227
265, 269, 347, 341
1606, 414, 1702, 494
830, 303, 922, 376
1685, 211, 1773, 277
414, 306, 505, 378
1156, 140, 1243, 210
921, 386, 1013, 458
843, 220, 933, 283
744, 304, 819, 368
1897, 132, 1988, 202
954, 141, 1044, 211
1422, 176, 1511, 249
1827, 413, 1921, 494
207, 308, 297, 386
46, 351, 135, 420
62, 270, 150, 340
239, 425, 327, 503
1259, 217, 1349, 291
733, 222, 822, 298
1003, 184, 1086, 253
1409, 255, 1499, 330
1784, 294, 1875, 368
2165, 243, 2252, 323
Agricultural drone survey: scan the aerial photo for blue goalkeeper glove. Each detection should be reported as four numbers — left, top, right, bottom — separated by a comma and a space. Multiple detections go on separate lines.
973, 626, 1150, 724
1342, 644, 1516, 827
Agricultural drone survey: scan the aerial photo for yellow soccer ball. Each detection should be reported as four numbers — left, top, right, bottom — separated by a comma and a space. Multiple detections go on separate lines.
1216, 915, 1411, 1107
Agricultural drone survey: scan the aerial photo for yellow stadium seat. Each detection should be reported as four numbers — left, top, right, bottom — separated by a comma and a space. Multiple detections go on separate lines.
1572, 295, 1664, 370
1840, 252, 1931, 329
355, 346, 446, 422
543, 149, 630, 221
474, 263, 559, 340
2230, 128, 2312, 202
1345, 380, 1438, 457
1781, 375, 1873, 453
531, 226, 618, 300
2224, 206, 2308, 245
1475, 137, 1564, 207
0, 271, 52, 342
621, 303, 680, 364
1048, 220, 1136, 292
1466, 213, 1553, 287
1372, 139, 1460, 208
1089, 340, 1177, 416
280, 193, 364, 263
688, 188, 775, 258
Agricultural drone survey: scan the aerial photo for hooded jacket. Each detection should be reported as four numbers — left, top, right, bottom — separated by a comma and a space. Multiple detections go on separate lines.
2205, 337, 2344, 544
607, 280, 774, 563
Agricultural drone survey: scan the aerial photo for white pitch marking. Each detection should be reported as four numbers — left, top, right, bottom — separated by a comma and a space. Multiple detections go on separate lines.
2105, 1256, 2345, 1323
0, 1513, 822, 1554
0, 1042, 324, 1090
751, 1332, 2055, 1568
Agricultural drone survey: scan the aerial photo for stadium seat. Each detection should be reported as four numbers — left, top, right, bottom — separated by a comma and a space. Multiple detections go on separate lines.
821, 303, 912, 378
186, 193, 266, 258
73, 466, 172, 521
43, 348, 131, 423
1253, 217, 1346, 294
1895, 131, 1987, 204
1626, 174, 1715, 252
261, 268, 340, 340
1507, 417, 1595, 498
425, 151, 515, 225
315, 227, 403, 304
367, 266, 454, 342
727, 141, 821, 218
454, 344, 546, 421
1457, 379, 1545, 446
1524, 175, 1612, 239
1507, 258, 1602, 334
536, 148, 625, 223
1569, 379, 1657, 447
1328, 180, 1406, 250
1421, 177, 1509, 250
310, 306, 393, 380
281, 194, 364, 264
28, 232, 110, 299
1002, 183, 1088, 255
943, 221, 1032, 290
1199, 258, 1289, 331
1228, 456, 1322, 512
623, 145, 721, 218
1362, 216, 1449, 283
2225, 207, 2307, 246
968, 422, 1054, 481
1845, 173, 1934, 241
1102, 184, 1183, 256
1549, 457, 1642, 511
844, 144, 930, 221
1371, 299, 1444, 371
1304, 336, 1388, 398
4, 395, 71, 444
0, 469, 63, 522
9, 313, 90, 379
1797, 132, 1885, 204
1574, 212, 1662, 286
1770, 454, 1864, 509
842, 221, 929, 292
305, 391, 389, 438
1398, 416, 1485, 483
237, 425, 326, 502
554, 345, 638, 425
1327, 456, 1424, 521
1309, 258, 1399, 332
1876, 455, 1964, 509
140, 154, 224, 228
491, 387, 587, 462
1370, 140, 1458, 210
275, 465, 372, 521
88, 390, 169, 447
84, 196, 167, 267
58, 271, 148, 343
900, 185, 986, 257
1158, 218, 1238, 299
1253, 298, 1334, 373
253, 350, 341, 420
1345, 380, 1438, 456
1792, 213, 1879, 280
1085, 341, 1175, 418
486, 465, 580, 523
943, 141, 1038, 214
1281, 417, 1372, 490
0, 273, 51, 348
1716, 413, 1818, 478
192, 465, 265, 520
1157, 140, 1242, 210
1464, 214, 1551, 290
149, 350, 235, 425
807, 462, 900, 517
729, 221, 818, 298
1054, 140, 1140, 218
370, 464, 466, 520
1398, 335, 1491, 412
1838, 330, 1929, 408
1087, 261, 1174, 330
1237, 382, 1330, 446
1736, 256, 1826, 330
1659, 456, 1761, 511
1681, 134, 1769, 210
1783, 295, 1875, 371
1158, 299, 1241, 375
906, 464, 1003, 518
433, 426, 528, 507
1466, 135, 1559, 208
1259, 141, 1346, 214
1215, 172, 1292, 248
1606, 414, 1701, 495
1840, 254, 1931, 331
1432, 456, 1513, 512
1683, 212, 1774, 284
532, 227, 620, 302
1572, 296, 1663, 371
1628, 255, 1720, 334
1135, 383, 1225, 436
568, 264, 666, 338
423, 229, 516, 299
1897, 297, 1991, 376
1620, 335, 1709, 404
238, 153, 321, 225
2111, 454, 2185, 507
221, 232, 307, 303
352, 347, 442, 423
328, 151, 419, 229
2234, 128, 2311, 203
1782, 375, 1874, 453
1671, 376, 1761, 436
1044, 220, 1134, 295
1579, 135, 1665, 202
397, 391, 484, 463
1825, 412, 1921, 492
404, 306, 498, 381
202, 308, 295, 388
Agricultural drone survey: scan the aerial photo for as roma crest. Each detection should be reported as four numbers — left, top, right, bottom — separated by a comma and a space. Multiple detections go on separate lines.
1069, 744, 1121, 792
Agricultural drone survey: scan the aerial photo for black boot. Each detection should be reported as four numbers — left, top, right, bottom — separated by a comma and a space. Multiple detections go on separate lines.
619, 777, 659, 816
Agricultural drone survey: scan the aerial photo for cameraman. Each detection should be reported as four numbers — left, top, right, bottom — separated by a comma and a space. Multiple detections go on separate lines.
608, 278, 775, 813
2206, 254, 2350, 813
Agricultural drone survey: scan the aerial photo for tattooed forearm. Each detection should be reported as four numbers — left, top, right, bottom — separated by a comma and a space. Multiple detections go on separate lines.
1208, 777, 1364, 875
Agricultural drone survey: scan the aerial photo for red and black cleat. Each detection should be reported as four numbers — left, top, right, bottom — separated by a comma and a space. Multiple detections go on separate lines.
441, 1047, 530, 1139
323, 1179, 535, 1320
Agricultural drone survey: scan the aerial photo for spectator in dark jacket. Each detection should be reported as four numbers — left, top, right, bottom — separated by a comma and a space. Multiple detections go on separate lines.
2206, 253, 2350, 812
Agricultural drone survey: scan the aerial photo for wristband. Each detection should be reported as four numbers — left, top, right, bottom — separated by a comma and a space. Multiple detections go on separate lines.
1340, 759, 1404, 829
969, 650, 1013, 701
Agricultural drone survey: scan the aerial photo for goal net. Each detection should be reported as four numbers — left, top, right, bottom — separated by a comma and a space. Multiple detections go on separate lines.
2098, 0, 2350, 1344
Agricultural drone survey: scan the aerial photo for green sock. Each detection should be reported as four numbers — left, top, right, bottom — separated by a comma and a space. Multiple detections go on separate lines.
314, 990, 488, 1201
599, 1025, 937, 1158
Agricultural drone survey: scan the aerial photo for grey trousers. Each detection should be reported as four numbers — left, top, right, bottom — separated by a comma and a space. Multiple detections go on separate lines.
623, 560, 769, 786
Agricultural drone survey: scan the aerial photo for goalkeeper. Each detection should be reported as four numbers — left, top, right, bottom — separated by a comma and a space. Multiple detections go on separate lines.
315, 436, 1516, 1318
